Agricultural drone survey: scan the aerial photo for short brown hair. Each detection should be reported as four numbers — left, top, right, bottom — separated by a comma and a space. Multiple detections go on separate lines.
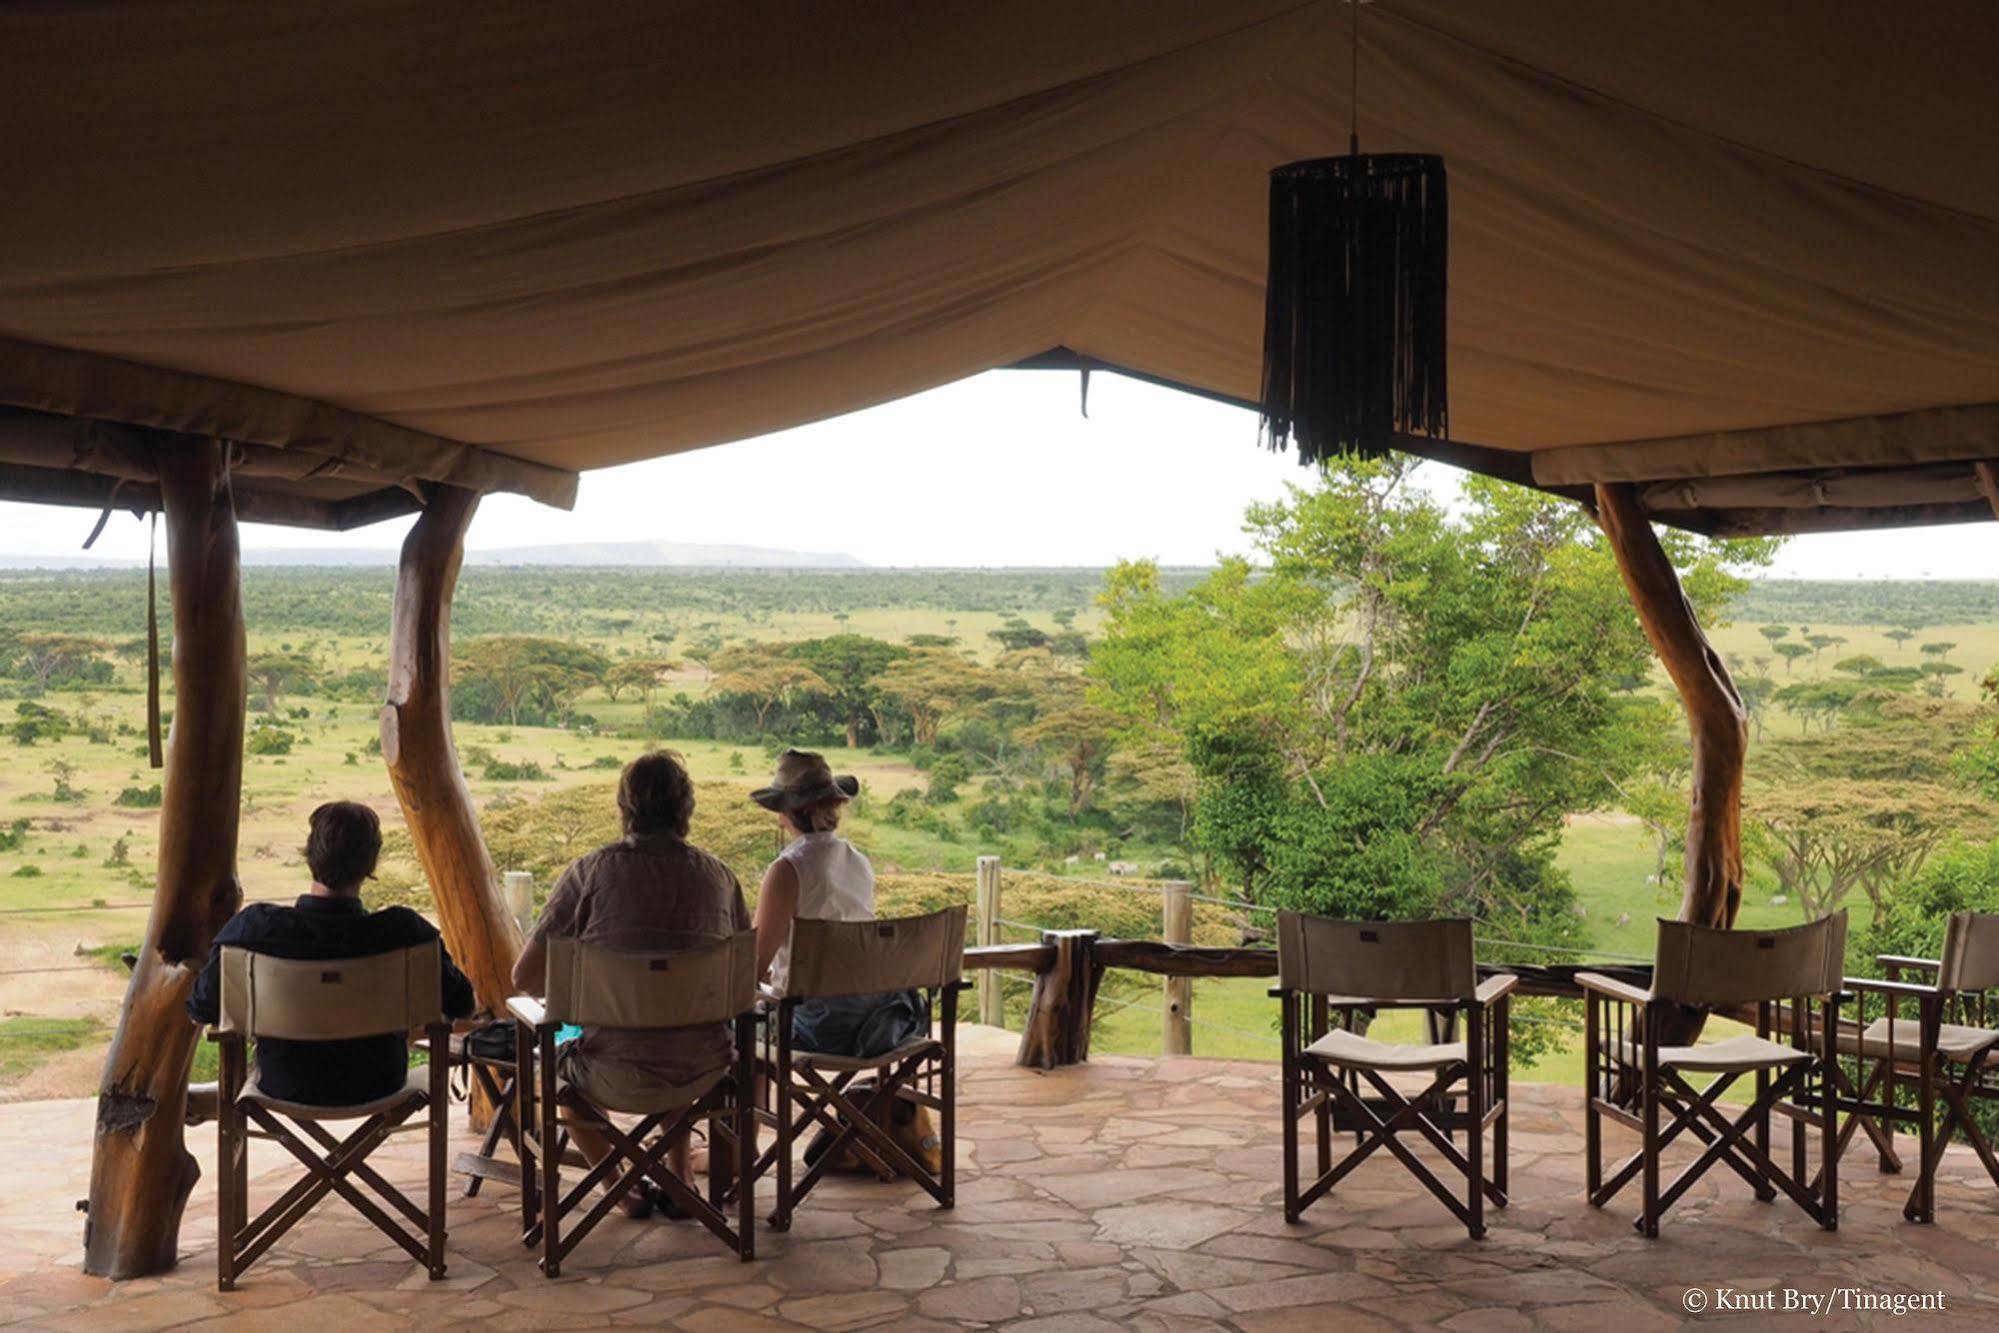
619, 751, 695, 839
304, 801, 381, 891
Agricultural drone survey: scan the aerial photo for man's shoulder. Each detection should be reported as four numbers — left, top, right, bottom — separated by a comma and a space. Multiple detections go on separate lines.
367, 903, 440, 939
217, 901, 289, 938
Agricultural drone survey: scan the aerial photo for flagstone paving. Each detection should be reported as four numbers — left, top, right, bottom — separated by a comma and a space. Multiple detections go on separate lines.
3, 1029, 1995, 1330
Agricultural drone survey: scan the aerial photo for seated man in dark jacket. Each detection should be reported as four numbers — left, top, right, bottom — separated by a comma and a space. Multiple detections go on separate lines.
188, 801, 475, 1105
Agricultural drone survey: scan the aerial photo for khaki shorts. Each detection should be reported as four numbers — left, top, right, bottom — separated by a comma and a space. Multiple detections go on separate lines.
558, 1046, 724, 1116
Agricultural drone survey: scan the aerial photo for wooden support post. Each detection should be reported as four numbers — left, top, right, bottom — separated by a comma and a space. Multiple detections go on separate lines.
1595, 483, 1748, 931
382, 486, 522, 1012
1162, 881, 1192, 1056
85, 438, 246, 1279
975, 856, 1003, 1027
1016, 929, 1100, 1070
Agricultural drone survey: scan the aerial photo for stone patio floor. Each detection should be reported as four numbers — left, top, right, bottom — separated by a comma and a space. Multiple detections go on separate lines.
2, 1028, 1995, 1331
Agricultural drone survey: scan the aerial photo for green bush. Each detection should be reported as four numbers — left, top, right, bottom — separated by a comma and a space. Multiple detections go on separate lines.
10, 864, 42, 878
114, 784, 163, 808
246, 726, 294, 756
481, 758, 549, 782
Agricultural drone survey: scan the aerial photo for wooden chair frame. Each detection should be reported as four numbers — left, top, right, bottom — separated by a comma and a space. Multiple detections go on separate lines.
752, 980, 968, 1230
211, 1019, 450, 1289
441, 1033, 520, 1198
1274, 978, 1513, 1238
1830, 950, 1999, 1223
1581, 973, 1841, 1237
510, 997, 756, 1276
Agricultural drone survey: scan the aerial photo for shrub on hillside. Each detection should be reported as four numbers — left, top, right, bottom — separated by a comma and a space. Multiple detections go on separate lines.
114, 784, 163, 808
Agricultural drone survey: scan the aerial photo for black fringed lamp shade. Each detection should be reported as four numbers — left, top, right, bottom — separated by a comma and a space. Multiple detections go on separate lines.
1260, 153, 1449, 464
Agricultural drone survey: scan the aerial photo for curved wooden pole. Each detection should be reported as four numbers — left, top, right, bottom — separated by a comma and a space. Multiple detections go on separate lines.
382, 486, 521, 1010
85, 439, 246, 1278
1595, 482, 1747, 930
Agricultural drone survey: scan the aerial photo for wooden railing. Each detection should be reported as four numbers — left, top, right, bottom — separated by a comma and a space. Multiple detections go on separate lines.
965, 930, 1649, 1071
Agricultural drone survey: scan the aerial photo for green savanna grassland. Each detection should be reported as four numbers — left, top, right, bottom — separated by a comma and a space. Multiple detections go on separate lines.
1, 562, 1995, 1094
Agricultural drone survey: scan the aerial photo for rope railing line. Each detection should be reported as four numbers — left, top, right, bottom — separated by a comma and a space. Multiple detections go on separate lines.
1187, 892, 1276, 913
1475, 936, 1650, 965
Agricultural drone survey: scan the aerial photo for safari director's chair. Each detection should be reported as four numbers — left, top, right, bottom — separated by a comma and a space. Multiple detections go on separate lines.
1837, 910, 1999, 1223
511, 930, 758, 1275
1273, 913, 1514, 1240
760, 905, 968, 1232
212, 941, 450, 1290
1580, 913, 1846, 1238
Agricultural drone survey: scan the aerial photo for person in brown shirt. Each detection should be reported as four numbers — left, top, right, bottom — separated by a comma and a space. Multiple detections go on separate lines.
512, 751, 750, 1216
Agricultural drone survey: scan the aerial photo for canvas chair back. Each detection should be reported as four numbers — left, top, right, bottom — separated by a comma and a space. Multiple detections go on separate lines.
1939, 910, 1999, 993
219, 941, 442, 1041
1276, 913, 1477, 1002
545, 930, 756, 1029
1650, 914, 1847, 1007
784, 906, 967, 999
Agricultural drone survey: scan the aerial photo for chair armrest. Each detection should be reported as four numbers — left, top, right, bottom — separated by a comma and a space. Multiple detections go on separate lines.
945, 979, 975, 993
1474, 974, 1519, 1005
506, 995, 552, 1030
1843, 976, 1942, 1001
1575, 971, 1653, 1006
1878, 954, 1941, 979
1267, 986, 1287, 999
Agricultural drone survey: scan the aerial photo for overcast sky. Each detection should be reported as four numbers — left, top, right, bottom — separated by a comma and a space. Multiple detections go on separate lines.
1, 370, 1990, 577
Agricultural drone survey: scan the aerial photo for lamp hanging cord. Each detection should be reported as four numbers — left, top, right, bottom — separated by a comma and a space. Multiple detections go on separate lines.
147, 510, 163, 770
1349, 0, 1360, 156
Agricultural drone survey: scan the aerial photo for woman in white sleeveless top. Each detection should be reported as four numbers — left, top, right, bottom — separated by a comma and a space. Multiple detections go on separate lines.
751, 749, 926, 1056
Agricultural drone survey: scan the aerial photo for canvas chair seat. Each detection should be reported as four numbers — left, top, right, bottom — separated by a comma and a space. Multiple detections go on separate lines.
1305, 1028, 1466, 1072
759, 907, 967, 1232
1613, 1033, 1814, 1073
1582, 915, 1848, 1239
515, 931, 761, 1274
239, 1065, 431, 1122
1838, 1016, 1999, 1064
212, 941, 452, 1290
1275, 915, 1510, 1241
560, 1062, 729, 1117
795, 1034, 941, 1074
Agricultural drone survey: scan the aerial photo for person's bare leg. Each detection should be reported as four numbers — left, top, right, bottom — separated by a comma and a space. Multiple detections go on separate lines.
566, 1110, 653, 1217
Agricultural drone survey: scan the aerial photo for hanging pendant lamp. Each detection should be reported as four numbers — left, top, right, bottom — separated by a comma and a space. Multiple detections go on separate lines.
1261, 2, 1447, 464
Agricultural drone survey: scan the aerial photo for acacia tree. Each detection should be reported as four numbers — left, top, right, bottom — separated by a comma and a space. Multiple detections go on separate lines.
788, 634, 906, 747
1748, 779, 1992, 926
605, 657, 677, 707
14, 632, 110, 695
247, 650, 320, 712
1773, 640, 1811, 674
1091, 459, 1772, 929
710, 645, 827, 732
1018, 688, 1119, 818
454, 636, 609, 726
874, 648, 985, 746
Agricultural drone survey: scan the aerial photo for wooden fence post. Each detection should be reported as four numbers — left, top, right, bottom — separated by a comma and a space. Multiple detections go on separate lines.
1017, 929, 1100, 1070
975, 855, 1003, 1027
1162, 881, 1192, 1056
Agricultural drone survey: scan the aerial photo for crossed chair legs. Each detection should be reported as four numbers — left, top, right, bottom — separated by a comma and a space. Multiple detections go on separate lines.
214, 1025, 450, 1291
517, 1015, 757, 1276
1839, 1043, 1999, 1223
755, 1008, 957, 1232
1287, 1061, 1507, 1238
1587, 1058, 1837, 1237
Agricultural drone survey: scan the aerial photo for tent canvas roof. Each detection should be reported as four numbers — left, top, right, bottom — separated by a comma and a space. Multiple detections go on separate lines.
2, 1, 1995, 534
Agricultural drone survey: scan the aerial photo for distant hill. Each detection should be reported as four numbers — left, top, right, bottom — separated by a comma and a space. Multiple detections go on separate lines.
0, 539, 866, 570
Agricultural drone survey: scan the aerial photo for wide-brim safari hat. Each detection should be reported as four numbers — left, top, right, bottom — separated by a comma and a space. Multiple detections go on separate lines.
751, 748, 859, 813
